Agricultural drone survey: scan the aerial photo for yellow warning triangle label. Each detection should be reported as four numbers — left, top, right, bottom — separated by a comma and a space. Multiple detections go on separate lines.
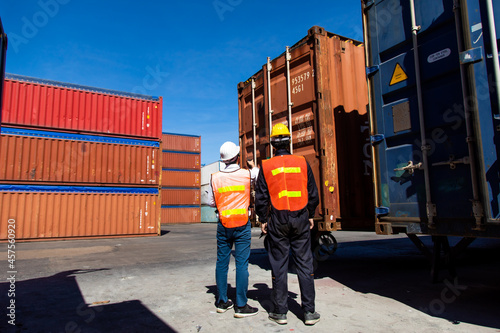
389, 63, 408, 86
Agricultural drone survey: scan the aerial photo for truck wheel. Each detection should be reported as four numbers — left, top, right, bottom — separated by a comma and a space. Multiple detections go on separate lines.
313, 232, 337, 262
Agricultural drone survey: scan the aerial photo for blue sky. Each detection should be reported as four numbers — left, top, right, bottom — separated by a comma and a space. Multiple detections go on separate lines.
1, 0, 364, 165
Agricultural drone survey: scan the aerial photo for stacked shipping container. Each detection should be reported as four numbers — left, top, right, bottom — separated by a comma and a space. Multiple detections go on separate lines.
200, 161, 223, 222
0, 74, 162, 241
160, 132, 201, 223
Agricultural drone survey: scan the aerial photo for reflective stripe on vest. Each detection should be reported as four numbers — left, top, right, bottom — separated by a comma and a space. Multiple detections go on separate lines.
211, 168, 251, 228
262, 155, 308, 211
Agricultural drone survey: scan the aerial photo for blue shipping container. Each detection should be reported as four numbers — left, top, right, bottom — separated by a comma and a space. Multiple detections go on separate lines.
363, 0, 500, 237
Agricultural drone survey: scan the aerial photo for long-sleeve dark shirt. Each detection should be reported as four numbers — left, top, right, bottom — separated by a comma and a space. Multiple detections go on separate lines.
255, 149, 319, 224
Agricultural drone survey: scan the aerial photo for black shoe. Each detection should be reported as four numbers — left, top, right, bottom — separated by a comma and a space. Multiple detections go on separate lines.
304, 311, 320, 325
269, 312, 287, 325
234, 304, 259, 318
215, 300, 234, 313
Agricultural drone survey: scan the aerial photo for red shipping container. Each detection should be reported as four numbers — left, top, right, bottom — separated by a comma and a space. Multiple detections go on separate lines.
162, 169, 200, 188
0, 128, 159, 186
162, 151, 200, 169
161, 206, 200, 224
0, 186, 160, 241
161, 133, 200, 152
2, 74, 163, 140
161, 188, 200, 206
238, 26, 373, 232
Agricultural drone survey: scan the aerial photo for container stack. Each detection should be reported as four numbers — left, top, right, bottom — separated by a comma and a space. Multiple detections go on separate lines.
160, 132, 201, 223
200, 161, 223, 223
0, 74, 162, 241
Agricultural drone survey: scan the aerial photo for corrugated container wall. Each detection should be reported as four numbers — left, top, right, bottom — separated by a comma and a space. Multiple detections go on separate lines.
0, 186, 160, 241
161, 133, 201, 152
238, 26, 374, 232
162, 170, 200, 188
2, 74, 163, 140
0, 128, 160, 186
160, 132, 201, 223
161, 206, 201, 224
161, 188, 200, 206
162, 151, 200, 169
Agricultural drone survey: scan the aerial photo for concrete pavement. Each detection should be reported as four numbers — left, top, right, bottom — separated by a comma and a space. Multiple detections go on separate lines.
1, 224, 500, 332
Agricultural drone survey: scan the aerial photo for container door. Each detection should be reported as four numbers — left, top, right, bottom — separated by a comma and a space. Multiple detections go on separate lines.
364, 0, 500, 235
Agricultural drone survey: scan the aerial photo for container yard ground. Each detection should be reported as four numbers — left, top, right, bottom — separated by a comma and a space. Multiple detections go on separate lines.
2, 224, 500, 333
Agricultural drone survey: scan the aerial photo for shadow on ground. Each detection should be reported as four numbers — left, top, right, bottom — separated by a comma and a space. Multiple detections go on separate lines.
0, 269, 175, 333
205, 282, 304, 320
248, 235, 500, 329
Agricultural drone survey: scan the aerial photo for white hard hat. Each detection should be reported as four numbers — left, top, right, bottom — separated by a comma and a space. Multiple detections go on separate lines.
220, 141, 240, 162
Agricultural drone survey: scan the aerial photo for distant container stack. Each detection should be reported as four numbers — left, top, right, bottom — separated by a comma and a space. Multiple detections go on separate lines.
200, 161, 223, 223
160, 132, 201, 224
0, 74, 162, 241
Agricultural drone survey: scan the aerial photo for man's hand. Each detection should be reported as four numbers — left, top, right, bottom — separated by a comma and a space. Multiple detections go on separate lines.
309, 218, 314, 230
261, 222, 267, 234
247, 160, 255, 169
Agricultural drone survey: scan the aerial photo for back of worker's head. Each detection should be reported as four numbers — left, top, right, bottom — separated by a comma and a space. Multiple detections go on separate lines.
270, 123, 291, 151
219, 141, 240, 165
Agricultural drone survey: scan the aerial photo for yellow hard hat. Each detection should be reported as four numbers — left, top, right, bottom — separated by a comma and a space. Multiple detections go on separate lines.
270, 123, 291, 137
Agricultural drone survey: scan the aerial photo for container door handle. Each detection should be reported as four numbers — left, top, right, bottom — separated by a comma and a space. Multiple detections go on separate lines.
394, 161, 423, 175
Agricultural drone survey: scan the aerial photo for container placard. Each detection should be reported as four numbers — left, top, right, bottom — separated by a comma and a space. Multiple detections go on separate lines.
389, 63, 408, 86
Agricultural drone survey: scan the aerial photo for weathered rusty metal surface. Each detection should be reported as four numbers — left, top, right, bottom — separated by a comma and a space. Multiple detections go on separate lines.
237, 26, 374, 231
161, 206, 201, 224
161, 188, 200, 206
161, 133, 201, 153
161, 169, 200, 188
0, 186, 160, 240
162, 151, 200, 170
2, 74, 163, 140
0, 129, 159, 186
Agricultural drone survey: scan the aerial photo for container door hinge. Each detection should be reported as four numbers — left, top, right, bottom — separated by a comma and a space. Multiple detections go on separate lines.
432, 155, 470, 169
394, 161, 423, 174
426, 203, 437, 229
460, 47, 483, 64
364, 0, 375, 8
370, 134, 385, 145
366, 65, 379, 76
376, 206, 390, 217
471, 200, 485, 231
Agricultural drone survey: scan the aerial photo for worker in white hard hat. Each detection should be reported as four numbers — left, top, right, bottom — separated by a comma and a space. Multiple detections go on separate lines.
255, 123, 320, 326
207, 141, 260, 318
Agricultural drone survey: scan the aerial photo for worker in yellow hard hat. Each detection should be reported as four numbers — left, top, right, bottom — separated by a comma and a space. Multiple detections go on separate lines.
255, 123, 320, 326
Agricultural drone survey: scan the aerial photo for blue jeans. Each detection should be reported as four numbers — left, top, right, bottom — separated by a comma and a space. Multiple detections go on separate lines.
216, 221, 251, 307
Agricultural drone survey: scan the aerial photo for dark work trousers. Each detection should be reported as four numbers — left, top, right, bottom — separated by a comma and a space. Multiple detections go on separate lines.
267, 215, 315, 314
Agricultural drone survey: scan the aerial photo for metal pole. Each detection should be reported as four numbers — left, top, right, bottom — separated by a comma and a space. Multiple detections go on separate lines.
251, 78, 257, 164
286, 46, 294, 153
454, 0, 484, 229
410, 0, 436, 227
485, 0, 500, 113
267, 57, 273, 158
362, 4, 380, 209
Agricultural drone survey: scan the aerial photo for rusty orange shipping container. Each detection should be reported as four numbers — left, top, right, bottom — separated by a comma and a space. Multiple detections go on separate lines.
161, 132, 200, 152
2, 74, 163, 140
161, 188, 200, 206
161, 169, 200, 188
161, 206, 200, 224
0, 186, 160, 241
162, 151, 200, 170
238, 26, 374, 232
0, 128, 159, 186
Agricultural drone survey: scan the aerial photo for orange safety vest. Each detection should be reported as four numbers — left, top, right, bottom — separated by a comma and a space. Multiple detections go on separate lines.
211, 169, 251, 228
262, 155, 308, 211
